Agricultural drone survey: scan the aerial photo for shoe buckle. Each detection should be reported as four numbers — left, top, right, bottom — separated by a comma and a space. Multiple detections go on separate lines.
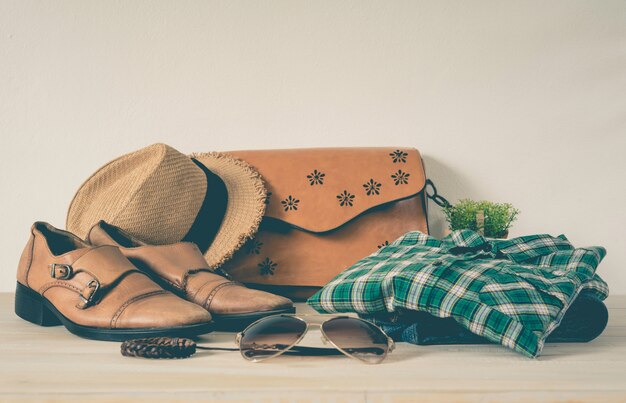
49, 263, 73, 280
78, 279, 100, 308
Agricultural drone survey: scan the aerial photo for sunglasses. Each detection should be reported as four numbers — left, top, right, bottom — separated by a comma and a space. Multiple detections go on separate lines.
235, 314, 395, 364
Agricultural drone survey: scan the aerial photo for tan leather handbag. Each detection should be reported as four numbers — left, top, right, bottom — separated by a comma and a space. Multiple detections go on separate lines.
221, 148, 429, 300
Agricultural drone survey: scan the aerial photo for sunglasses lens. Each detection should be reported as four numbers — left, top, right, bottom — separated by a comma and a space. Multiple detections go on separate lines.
239, 316, 306, 361
322, 317, 390, 364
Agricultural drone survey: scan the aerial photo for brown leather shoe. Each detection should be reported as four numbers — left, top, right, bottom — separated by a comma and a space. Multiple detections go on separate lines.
87, 221, 294, 331
15, 222, 214, 341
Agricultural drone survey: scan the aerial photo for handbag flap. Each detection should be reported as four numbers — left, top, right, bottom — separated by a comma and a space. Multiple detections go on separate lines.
225, 148, 425, 233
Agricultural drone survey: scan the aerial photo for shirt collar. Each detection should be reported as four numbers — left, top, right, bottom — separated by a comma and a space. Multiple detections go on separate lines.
440, 230, 575, 263
441, 230, 492, 255
491, 234, 574, 263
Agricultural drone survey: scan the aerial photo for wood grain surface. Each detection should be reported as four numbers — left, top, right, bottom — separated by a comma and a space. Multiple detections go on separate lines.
0, 293, 624, 402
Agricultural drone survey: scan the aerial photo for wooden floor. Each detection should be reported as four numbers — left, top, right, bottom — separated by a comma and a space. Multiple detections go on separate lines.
0, 293, 624, 402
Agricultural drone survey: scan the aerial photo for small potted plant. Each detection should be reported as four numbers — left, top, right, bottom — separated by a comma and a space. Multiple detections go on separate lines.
443, 199, 519, 239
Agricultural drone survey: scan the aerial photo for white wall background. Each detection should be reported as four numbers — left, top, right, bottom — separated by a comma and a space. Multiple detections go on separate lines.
1, 1, 625, 293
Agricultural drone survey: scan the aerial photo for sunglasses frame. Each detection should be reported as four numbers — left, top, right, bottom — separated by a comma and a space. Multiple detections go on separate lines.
235, 314, 395, 364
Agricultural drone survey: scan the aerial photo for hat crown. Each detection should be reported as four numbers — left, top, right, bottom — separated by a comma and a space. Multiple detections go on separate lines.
67, 143, 207, 244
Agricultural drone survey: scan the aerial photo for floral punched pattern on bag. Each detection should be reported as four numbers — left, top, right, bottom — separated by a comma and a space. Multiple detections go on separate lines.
337, 191, 355, 207
390, 150, 408, 163
363, 179, 382, 196
246, 239, 263, 255
258, 258, 278, 276
307, 169, 326, 186
391, 170, 410, 185
281, 195, 300, 211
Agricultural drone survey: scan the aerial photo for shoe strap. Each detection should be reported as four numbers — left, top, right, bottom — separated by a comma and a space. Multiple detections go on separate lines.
123, 242, 235, 291
122, 243, 209, 290
43, 246, 141, 309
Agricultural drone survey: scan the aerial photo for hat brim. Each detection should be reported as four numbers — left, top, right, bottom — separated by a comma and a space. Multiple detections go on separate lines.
190, 152, 266, 268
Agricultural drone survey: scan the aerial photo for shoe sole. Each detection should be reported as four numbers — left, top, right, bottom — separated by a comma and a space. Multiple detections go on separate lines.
212, 306, 297, 332
14, 282, 214, 341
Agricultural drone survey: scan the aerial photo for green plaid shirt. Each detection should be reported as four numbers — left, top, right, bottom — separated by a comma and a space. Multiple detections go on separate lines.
307, 230, 608, 357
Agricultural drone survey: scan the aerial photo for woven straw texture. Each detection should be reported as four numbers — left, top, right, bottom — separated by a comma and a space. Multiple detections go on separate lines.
67, 143, 266, 269
67, 144, 207, 245
191, 152, 267, 268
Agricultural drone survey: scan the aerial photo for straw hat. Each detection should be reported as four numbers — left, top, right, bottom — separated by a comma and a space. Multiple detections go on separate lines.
66, 143, 266, 268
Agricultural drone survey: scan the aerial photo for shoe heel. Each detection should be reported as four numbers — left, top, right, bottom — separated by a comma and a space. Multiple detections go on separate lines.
15, 282, 61, 326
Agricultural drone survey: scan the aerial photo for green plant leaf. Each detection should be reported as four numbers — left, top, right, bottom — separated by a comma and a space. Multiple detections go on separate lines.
443, 199, 519, 238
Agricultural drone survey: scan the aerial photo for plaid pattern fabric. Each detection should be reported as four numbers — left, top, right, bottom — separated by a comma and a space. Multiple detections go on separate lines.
307, 230, 608, 357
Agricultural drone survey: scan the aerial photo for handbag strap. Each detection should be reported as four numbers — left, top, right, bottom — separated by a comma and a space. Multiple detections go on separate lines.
424, 179, 452, 208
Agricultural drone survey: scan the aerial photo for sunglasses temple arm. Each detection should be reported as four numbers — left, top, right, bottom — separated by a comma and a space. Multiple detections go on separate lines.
196, 346, 385, 355
194, 345, 341, 355
196, 345, 341, 355
195, 346, 239, 351
283, 346, 343, 356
